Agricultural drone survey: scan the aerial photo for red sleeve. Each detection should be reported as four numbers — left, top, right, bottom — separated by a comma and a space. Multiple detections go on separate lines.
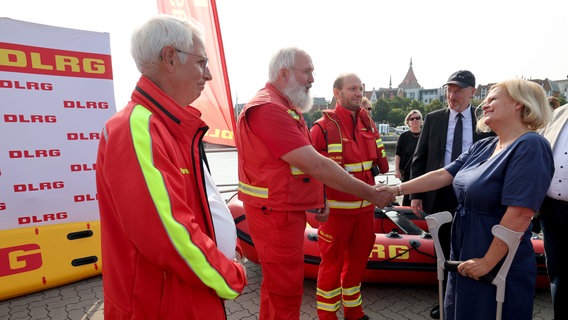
372, 122, 390, 174
309, 121, 327, 153
247, 105, 312, 158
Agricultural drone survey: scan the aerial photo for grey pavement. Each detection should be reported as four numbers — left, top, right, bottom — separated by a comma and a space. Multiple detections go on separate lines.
0, 260, 553, 320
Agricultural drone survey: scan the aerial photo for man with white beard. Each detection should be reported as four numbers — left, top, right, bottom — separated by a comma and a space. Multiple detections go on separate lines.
235, 47, 394, 320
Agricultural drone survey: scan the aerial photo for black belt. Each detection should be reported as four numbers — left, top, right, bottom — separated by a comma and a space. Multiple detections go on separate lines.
545, 196, 568, 207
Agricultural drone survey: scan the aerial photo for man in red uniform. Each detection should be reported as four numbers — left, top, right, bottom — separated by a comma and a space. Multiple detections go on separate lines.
96, 15, 246, 319
236, 48, 394, 320
310, 73, 389, 320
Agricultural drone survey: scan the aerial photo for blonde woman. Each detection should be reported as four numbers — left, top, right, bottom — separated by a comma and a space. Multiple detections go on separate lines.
381, 79, 554, 320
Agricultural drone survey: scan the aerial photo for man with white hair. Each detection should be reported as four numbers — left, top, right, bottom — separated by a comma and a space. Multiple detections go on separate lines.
236, 47, 393, 320
96, 15, 246, 319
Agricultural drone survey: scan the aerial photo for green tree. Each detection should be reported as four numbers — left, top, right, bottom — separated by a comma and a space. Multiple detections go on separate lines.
389, 108, 407, 126
424, 99, 444, 114
303, 108, 323, 128
374, 99, 392, 124
408, 100, 424, 115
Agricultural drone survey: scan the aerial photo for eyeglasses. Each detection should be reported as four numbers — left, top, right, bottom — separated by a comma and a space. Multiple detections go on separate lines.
408, 116, 421, 121
173, 47, 209, 70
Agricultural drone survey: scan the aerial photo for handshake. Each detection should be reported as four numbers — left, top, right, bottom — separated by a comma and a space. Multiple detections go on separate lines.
371, 183, 399, 208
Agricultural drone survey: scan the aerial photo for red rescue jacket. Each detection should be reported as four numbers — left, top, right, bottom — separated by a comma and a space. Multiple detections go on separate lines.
96, 76, 246, 319
311, 104, 389, 212
236, 84, 324, 212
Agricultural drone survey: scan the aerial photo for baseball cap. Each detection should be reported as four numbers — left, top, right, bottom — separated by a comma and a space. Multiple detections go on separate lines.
445, 70, 475, 88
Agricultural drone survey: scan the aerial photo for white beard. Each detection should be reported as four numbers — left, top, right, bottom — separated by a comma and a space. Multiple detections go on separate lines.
283, 74, 313, 113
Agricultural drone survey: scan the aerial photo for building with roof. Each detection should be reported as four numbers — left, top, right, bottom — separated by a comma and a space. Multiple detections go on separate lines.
365, 59, 567, 105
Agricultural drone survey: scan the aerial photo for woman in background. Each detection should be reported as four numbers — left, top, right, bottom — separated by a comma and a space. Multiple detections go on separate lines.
394, 110, 422, 205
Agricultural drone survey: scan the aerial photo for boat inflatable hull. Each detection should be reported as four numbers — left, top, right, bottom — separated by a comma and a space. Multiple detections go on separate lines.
0, 221, 102, 301
227, 195, 548, 288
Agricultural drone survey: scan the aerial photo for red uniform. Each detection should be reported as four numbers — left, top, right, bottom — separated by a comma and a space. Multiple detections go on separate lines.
310, 104, 389, 320
96, 76, 246, 319
236, 83, 324, 320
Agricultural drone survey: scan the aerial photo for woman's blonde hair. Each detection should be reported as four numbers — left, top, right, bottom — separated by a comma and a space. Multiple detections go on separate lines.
404, 109, 423, 124
477, 78, 551, 132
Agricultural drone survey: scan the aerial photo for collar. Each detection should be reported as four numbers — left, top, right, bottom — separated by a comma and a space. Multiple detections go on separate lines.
131, 76, 207, 140
265, 82, 298, 111
450, 104, 472, 121
334, 103, 360, 118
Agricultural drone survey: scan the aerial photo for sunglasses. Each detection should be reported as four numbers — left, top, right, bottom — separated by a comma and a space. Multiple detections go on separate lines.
408, 116, 421, 121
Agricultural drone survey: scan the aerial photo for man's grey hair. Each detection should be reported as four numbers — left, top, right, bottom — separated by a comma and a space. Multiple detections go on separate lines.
268, 47, 308, 82
131, 14, 205, 75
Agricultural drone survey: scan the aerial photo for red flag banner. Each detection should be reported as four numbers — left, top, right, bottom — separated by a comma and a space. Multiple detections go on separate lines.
157, 0, 236, 146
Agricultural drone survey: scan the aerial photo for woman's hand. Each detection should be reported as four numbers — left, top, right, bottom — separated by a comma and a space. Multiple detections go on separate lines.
375, 185, 399, 198
458, 258, 493, 280
394, 170, 401, 179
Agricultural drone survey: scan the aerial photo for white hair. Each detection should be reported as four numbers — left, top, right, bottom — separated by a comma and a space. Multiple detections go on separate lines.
131, 14, 205, 75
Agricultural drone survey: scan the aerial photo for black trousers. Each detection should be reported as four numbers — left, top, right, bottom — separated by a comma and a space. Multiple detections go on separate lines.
540, 196, 568, 320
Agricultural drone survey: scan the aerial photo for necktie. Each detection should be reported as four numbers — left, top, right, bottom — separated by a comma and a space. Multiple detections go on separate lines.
451, 113, 463, 161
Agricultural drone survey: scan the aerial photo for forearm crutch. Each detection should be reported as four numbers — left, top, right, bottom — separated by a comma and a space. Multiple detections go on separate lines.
486, 224, 523, 320
426, 212, 523, 320
444, 225, 523, 320
425, 211, 453, 320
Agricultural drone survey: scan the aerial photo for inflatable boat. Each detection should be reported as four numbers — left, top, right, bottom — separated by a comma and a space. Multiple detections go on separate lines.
226, 194, 549, 288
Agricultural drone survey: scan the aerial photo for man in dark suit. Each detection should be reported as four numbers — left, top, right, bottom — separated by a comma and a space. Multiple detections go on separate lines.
409, 70, 494, 319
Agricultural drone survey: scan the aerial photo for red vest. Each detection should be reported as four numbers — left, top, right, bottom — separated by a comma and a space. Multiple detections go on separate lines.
312, 107, 389, 211
236, 84, 324, 212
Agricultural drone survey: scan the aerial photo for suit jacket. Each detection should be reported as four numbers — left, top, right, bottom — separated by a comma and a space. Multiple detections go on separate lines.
541, 103, 568, 149
409, 105, 494, 213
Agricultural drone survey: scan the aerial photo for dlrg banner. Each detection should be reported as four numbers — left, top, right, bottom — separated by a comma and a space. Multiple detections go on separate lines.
0, 18, 115, 300
157, 0, 237, 146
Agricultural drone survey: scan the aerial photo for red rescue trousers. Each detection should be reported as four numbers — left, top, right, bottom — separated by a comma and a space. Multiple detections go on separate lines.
316, 210, 375, 320
244, 204, 306, 320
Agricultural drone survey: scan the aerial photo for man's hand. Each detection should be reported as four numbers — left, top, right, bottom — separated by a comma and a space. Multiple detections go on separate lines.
234, 251, 247, 277
410, 199, 424, 218
310, 203, 329, 222
372, 183, 396, 208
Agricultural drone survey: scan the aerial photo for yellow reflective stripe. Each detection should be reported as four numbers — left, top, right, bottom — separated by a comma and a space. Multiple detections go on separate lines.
344, 161, 373, 173
287, 109, 300, 120
328, 143, 342, 153
375, 138, 384, 149
342, 284, 361, 296
342, 295, 362, 307
317, 300, 341, 312
344, 163, 362, 172
238, 181, 268, 198
130, 105, 238, 299
327, 199, 372, 209
317, 287, 341, 299
290, 166, 304, 175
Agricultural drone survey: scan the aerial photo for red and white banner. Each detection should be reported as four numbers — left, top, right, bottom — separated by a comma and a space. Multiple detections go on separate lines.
0, 18, 115, 230
157, 0, 236, 147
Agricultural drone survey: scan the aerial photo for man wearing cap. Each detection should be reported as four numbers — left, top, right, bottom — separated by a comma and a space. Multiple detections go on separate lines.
409, 70, 494, 319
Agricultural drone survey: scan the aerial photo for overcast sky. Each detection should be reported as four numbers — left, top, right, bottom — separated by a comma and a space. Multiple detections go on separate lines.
3, 0, 567, 108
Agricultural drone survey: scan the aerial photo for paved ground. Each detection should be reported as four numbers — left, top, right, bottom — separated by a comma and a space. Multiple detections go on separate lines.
0, 260, 553, 320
